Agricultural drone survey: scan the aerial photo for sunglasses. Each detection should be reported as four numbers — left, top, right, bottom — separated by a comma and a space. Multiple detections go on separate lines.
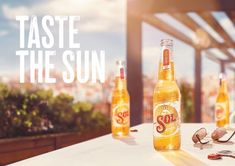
192, 127, 235, 144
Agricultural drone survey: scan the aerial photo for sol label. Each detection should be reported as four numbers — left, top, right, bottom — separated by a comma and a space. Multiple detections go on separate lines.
153, 102, 180, 137
112, 104, 129, 126
215, 103, 226, 121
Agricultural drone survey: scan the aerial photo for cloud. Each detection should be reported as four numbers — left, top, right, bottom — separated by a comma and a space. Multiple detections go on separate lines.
0, 30, 9, 37
2, 0, 125, 33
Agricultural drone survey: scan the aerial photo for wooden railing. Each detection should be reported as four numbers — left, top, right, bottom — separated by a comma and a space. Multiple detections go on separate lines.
0, 128, 110, 165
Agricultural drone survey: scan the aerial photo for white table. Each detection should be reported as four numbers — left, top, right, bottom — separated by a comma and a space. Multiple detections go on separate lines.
10, 123, 235, 166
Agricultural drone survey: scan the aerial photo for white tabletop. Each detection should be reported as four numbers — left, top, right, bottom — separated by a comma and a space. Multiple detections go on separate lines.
10, 123, 235, 166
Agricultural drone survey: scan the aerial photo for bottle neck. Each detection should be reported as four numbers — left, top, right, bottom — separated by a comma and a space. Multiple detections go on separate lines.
115, 77, 127, 90
115, 64, 127, 90
219, 80, 228, 93
158, 45, 175, 81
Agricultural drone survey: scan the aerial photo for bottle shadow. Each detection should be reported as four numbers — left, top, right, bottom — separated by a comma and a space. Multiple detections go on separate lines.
112, 135, 138, 145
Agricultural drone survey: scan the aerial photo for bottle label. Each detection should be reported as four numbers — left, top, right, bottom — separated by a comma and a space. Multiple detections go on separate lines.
162, 48, 170, 70
112, 103, 129, 127
120, 67, 124, 79
153, 102, 180, 137
215, 103, 226, 121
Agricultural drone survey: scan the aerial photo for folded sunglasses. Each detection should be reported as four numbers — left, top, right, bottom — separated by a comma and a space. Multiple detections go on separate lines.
192, 127, 235, 144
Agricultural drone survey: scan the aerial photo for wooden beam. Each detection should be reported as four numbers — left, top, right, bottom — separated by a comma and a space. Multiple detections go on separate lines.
226, 11, 235, 25
143, 15, 194, 47
220, 61, 226, 73
131, 0, 235, 14
198, 12, 234, 47
216, 43, 235, 49
205, 51, 235, 72
170, 13, 217, 48
204, 50, 222, 63
194, 49, 202, 122
170, 13, 235, 59
170, 13, 200, 31
227, 66, 235, 71
220, 50, 235, 60
221, 59, 235, 63
205, 50, 235, 64
127, 3, 143, 126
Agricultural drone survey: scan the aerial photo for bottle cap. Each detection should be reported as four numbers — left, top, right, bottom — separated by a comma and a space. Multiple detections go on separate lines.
161, 39, 173, 47
116, 60, 125, 67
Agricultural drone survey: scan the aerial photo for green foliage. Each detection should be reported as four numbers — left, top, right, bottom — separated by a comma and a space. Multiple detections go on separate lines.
180, 81, 194, 122
0, 83, 110, 138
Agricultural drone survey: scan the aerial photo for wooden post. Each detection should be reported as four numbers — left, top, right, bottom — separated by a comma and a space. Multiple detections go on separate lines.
194, 49, 202, 122
127, 2, 143, 126
220, 61, 225, 73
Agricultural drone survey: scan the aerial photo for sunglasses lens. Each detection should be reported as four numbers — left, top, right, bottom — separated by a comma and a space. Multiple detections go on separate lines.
192, 128, 207, 143
211, 127, 227, 140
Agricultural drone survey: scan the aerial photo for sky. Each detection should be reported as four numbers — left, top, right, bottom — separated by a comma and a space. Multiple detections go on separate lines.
0, 0, 234, 83
0, 0, 126, 78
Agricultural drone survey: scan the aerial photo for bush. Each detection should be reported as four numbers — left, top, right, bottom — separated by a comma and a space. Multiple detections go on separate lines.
0, 83, 110, 138
180, 81, 194, 122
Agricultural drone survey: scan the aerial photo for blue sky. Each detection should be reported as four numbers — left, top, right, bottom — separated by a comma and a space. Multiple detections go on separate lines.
0, 0, 234, 82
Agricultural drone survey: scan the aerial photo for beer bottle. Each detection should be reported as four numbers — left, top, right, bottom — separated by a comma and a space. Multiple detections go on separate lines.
153, 39, 181, 150
215, 73, 230, 127
111, 60, 130, 137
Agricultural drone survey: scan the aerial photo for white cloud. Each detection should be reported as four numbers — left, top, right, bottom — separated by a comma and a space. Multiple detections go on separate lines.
0, 30, 9, 37
2, 0, 125, 33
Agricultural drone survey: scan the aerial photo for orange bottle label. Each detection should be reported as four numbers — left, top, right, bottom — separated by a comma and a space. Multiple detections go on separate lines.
215, 103, 226, 121
162, 49, 170, 70
163, 49, 169, 65
120, 68, 124, 79
153, 102, 180, 137
112, 104, 129, 126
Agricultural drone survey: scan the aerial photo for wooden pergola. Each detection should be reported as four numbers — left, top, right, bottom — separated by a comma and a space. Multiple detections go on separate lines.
127, 0, 235, 126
